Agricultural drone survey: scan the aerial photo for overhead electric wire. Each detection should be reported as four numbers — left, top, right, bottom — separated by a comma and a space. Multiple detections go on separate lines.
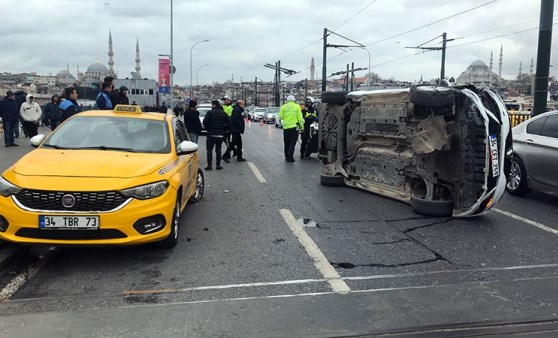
280, 0, 378, 60
364, 0, 498, 47
449, 23, 558, 48
452, 15, 558, 42
334, 0, 379, 30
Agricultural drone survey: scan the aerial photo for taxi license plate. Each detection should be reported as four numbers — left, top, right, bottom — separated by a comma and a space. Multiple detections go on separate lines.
39, 215, 99, 230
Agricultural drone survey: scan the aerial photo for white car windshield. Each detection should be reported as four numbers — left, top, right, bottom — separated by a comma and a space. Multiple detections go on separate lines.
43, 116, 170, 153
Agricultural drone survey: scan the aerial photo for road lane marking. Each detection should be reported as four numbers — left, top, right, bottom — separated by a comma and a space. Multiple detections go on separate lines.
123, 278, 325, 295
493, 208, 558, 235
0, 247, 55, 301
279, 209, 351, 294
248, 161, 267, 183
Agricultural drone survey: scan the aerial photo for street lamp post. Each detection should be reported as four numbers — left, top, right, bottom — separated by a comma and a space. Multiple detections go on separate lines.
170, 0, 174, 108
196, 64, 209, 98
361, 47, 371, 86
189, 39, 209, 99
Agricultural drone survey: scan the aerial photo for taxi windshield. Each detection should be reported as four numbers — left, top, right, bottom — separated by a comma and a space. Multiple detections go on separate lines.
43, 116, 171, 153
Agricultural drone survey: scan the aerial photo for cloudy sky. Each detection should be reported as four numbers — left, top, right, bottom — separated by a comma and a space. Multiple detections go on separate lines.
0, 0, 556, 86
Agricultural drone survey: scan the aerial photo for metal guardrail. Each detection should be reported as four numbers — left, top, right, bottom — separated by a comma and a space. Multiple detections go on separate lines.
509, 112, 531, 127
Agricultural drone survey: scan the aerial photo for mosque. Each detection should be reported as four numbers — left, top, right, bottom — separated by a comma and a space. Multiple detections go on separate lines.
54, 31, 157, 106
456, 45, 534, 90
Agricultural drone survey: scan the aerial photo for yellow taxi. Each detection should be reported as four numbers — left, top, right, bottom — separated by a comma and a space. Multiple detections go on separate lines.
0, 105, 203, 248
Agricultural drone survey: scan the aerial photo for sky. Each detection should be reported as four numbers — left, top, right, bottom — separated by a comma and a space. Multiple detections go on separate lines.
0, 0, 556, 86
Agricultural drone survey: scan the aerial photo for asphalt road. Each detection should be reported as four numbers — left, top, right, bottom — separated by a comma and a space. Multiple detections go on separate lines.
1, 122, 558, 337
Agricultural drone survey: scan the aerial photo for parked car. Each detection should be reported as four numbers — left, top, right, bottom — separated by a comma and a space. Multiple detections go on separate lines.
197, 103, 212, 135
318, 85, 512, 217
252, 107, 266, 122
506, 110, 558, 196
0, 105, 204, 248
263, 107, 280, 124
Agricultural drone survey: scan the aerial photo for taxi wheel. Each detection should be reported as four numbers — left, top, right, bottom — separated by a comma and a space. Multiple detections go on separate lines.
158, 197, 180, 248
188, 169, 205, 204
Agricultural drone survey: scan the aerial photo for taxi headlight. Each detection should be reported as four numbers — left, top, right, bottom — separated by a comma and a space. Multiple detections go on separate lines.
0, 177, 21, 197
120, 181, 169, 200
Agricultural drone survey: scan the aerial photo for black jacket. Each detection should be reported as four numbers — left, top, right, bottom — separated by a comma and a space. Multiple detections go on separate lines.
184, 108, 202, 134
43, 101, 61, 125
230, 104, 245, 134
118, 93, 129, 105
203, 107, 229, 136
0, 97, 19, 122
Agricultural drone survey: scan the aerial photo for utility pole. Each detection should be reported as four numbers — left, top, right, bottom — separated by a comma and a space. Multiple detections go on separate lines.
254, 77, 258, 106
533, 0, 554, 116
330, 66, 367, 91
322, 28, 365, 93
264, 61, 297, 106
322, 28, 328, 93
406, 33, 454, 84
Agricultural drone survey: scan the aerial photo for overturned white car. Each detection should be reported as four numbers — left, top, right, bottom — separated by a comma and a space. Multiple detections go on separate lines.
318, 85, 512, 217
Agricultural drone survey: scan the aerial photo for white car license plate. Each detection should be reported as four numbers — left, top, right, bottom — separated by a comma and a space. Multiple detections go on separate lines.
39, 215, 99, 229
489, 134, 500, 177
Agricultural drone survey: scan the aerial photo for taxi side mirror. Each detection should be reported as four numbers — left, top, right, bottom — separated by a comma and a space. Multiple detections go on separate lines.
30, 134, 45, 148
178, 140, 198, 155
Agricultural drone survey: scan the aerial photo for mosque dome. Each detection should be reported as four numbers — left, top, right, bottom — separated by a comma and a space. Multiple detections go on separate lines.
469, 60, 488, 69
56, 69, 73, 78
86, 61, 109, 74
457, 59, 499, 87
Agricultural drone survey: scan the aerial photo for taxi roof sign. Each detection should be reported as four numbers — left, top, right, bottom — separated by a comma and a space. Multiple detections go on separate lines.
114, 105, 142, 114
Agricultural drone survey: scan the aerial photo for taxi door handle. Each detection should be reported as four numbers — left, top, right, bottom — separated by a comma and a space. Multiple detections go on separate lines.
525, 139, 534, 145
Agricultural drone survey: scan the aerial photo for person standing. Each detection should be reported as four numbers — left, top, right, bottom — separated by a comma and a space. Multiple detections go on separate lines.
300, 96, 317, 159
42, 94, 62, 130
203, 100, 229, 170
118, 86, 129, 105
224, 99, 246, 162
278, 95, 304, 162
183, 100, 202, 144
96, 82, 113, 110
104, 76, 120, 108
0, 90, 20, 147
19, 94, 42, 138
59, 87, 82, 123
14, 90, 27, 138
221, 95, 233, 161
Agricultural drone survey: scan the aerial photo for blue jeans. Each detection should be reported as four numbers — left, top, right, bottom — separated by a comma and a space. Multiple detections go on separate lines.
189, 132, 199, 144
3, 120, 19, 146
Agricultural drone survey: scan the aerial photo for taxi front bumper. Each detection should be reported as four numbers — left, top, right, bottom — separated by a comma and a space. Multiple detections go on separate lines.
0, 190, 176, 246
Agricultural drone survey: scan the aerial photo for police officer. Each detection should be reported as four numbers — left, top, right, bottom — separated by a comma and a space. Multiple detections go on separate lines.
300, 96, 317, 159
278, 95, 304, 162
221, 95, 234, 162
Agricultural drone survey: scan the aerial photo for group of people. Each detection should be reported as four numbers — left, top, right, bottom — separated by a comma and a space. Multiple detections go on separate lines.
95, 76, 129, 110
180, 94, 318, 169
183, 95, 246, 170
0, 86, 81, 147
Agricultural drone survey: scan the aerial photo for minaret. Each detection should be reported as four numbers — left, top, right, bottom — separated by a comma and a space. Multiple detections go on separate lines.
530, 57, 534, 76
135, 38, 141, 78
108, 30, 115, 76
310, 57, 315, 81
518, 61, 522, 78
498, 45, 503, 82
489, 50, 493, 85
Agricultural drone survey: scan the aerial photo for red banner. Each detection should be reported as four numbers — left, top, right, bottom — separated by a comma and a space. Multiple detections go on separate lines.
158, 58, 170, 94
